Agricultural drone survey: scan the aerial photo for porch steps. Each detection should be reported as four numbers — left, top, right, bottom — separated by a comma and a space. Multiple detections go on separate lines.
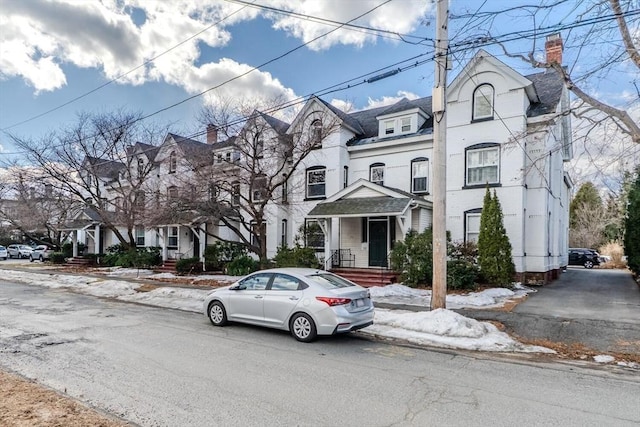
155, 258, 177, 273
66, 257, 93, 266
330, 268, 397, 288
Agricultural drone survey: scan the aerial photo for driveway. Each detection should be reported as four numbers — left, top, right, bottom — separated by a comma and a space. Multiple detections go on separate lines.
459, 268, 640, 354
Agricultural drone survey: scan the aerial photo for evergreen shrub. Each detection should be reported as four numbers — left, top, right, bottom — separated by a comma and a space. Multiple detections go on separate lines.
226, 255, 258, 276
176, 257, 202, 274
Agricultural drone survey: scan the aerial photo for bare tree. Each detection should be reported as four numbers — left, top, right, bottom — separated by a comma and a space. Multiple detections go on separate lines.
0, 167, 80, 247
9, 110, 166, 249
164, 96, 340, 265
451, 0, 639, 142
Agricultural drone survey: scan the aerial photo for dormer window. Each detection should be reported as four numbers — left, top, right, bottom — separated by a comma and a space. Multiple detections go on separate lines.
401, 117, 411, 132
472, 84, 494, 121
384, 120, 395, 135
137, 158, 144, 177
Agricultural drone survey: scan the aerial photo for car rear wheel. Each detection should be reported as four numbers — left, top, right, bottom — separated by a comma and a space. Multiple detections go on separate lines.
39, 255, 44, 262
290, 313, 317, 343
208, 301, 227, 326
584, 260, 594, 269
29, 255, 34, 263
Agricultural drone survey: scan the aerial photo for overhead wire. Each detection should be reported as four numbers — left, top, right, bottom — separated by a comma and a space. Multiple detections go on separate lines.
2, 4, 637, 163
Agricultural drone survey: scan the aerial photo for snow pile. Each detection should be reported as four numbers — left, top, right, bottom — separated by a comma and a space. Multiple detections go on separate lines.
120, 287, 210, 312
369, 283, 533, 309
593, 355, 615, 363
105, 267, 154, 277
363, 308, 554, 352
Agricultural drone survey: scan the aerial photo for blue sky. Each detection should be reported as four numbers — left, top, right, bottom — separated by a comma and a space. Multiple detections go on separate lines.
0, 0, 638, 185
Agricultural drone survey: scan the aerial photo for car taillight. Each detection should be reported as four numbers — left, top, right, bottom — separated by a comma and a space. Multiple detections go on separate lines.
316, 296, 351, 306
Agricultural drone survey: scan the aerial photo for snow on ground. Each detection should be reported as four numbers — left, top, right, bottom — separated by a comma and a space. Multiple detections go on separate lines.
1, 268, 549, 353
369, 283, 535, 309
594, 355, 616, 363
363, 309, 553, 353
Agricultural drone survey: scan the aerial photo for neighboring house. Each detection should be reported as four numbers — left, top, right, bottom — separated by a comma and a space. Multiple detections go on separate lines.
70, 37, 572, 283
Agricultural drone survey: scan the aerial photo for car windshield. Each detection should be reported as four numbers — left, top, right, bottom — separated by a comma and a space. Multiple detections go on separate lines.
0, 246, 5, 250
306, 273, 355, 289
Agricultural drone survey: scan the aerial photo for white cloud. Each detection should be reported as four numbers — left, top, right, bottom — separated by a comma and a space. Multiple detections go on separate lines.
331, 90, 421, 113
267, 0, 431, 51
0, 0, 431, 102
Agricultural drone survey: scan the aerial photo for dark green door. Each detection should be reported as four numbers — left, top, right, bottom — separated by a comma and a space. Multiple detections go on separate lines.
368, 219, 388, 267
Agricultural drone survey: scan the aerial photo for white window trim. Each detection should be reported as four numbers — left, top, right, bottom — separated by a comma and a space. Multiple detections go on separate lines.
370, 164, 385, 186
411, 159, 429, 193
466, 212, 482, 243
473, 84, 494, 121
306, 168, 326, 199
466, 146, 500, 186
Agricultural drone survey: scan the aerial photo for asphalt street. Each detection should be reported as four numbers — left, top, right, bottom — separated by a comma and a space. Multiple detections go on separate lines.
1, 279, 639, 426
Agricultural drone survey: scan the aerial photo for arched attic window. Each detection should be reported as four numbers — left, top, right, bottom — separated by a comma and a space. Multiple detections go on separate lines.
472, 84, 494, 121
137, 158, 145, 177
169, 151, 177, 173
311, 119, 322, 148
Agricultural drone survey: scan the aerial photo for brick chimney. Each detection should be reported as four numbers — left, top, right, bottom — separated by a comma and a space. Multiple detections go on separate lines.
545, 33, 563, 65
206, 124, 217, 144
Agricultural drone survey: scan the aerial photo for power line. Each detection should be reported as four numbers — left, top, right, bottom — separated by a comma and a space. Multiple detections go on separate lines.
1, 1, 256, 132
3, 6, 635, 160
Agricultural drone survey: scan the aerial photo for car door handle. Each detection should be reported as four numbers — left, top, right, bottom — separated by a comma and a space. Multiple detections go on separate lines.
289, 296, 299, 301
254, 295, 263, 299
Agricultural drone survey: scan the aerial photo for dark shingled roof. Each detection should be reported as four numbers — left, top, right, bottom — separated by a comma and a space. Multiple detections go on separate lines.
127, 142, 160, 163
85, 156, 125, 180
316, 97, 365, 134
525, 70, 565, 117
348, 97, 432, 139
168, 133, 212, 158
259, 112, 290, 135
308, 196, 411, 217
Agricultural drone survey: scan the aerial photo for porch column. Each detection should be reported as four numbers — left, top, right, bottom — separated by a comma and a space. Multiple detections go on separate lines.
72, 230, 78, 257
199, 224, 206, 265
323, 218, 332, 270
160, 227, 168, 261
94, 224, 101, 254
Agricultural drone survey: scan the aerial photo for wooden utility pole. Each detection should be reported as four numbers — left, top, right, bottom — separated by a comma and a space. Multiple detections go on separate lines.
431, 0, 449, 310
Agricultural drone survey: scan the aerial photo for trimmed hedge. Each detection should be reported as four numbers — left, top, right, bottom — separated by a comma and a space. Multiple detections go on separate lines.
176, 257, 202, 275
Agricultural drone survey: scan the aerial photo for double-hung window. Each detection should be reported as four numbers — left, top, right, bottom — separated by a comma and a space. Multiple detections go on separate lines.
168, 226, 178, 248
411, 158, 428, 193
304, 219, 324, 251
466, 144, 500, 186
135, 227, 145, 246
370, 163, 385, 186
465, 209, 482, 242
251, 176, 267, 203
306, 167, 326, 199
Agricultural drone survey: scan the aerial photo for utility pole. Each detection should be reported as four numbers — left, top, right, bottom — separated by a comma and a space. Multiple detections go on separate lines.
431, 0, 448, 310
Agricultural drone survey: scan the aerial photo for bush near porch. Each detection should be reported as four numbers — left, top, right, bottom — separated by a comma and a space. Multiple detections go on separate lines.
390, 229, 479, 290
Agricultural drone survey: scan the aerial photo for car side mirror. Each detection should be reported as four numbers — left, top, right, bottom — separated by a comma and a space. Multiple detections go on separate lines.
230, 284, 246, 291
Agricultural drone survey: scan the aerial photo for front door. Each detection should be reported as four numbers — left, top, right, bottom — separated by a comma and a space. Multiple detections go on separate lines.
368, 218, 388, 267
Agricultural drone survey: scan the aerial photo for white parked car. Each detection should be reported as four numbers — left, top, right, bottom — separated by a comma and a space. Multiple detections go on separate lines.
30, 245, 55, 262
203, 268, 374, 342
0, 246, 7, 260
7, 244, 33, 259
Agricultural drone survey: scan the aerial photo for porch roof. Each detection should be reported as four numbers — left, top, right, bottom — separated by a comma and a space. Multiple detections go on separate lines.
307, 196, 412, 218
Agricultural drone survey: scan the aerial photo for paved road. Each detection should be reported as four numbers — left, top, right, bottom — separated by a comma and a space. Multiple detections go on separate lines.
1, 280, 639, 426
458, 268, 640, 353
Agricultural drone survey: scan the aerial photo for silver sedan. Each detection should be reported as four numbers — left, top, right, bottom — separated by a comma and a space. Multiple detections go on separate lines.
203, 268, 374, 342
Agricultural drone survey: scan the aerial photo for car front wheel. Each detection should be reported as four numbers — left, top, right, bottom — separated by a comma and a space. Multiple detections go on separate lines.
290, 313, 317, 343
208, 301, 227, 326
29, 255, 34, 263
584, 260, 594, 269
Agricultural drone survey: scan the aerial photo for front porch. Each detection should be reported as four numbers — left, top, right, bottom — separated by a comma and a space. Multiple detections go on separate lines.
308, 179, 433, 285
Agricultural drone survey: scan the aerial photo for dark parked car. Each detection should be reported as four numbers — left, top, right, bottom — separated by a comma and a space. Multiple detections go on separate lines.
568, 248, 601, 269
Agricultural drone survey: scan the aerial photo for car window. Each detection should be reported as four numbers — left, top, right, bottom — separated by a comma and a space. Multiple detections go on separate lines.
0, 246, 5, 250
270, 274, 304, 291
306, 273, 355, 289
239, 273, 271, 290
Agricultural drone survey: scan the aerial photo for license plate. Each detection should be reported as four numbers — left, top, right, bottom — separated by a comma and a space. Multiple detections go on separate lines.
354, 298, 366, 308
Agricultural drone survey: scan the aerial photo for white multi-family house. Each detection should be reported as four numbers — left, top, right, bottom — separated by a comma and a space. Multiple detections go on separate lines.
70, 39, 572, 284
